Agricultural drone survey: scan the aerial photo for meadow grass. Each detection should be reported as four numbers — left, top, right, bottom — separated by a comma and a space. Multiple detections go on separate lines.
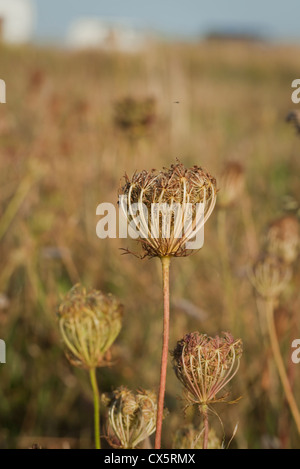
0, 39, 299, 448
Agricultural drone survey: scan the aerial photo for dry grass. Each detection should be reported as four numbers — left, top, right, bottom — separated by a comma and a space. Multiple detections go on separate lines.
0, 39, 299, 449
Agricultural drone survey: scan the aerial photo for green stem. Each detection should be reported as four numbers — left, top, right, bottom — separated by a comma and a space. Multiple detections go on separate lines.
155, 256, 171, 449
89, 368, 101, 449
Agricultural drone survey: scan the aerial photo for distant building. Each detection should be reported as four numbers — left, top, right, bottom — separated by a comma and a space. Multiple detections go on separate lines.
0, 0, 35, 44
204, 27, 265, 43
66, 18, 146, 52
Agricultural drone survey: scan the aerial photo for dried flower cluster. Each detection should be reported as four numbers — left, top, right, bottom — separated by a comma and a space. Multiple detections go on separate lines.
119, 162, 217, 258
57, 284, 123, 369
114, 96, 156, 138
218, 162, 245, 209
250, 227, 300, 435
172, 332, 242, 408
104, 386, 157, 449
266, 215, 299, 265
249, 254, 292, 300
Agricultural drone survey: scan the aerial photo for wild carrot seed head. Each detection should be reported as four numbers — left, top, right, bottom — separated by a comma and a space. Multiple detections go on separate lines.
266, 215, 299, 264
119, 162, 217, 258
104, 386, 157, 449
114, 96, 156, 138
57, 284, 123, 369
172, 332, 242, 408
249, 254, 292, 299
218, 161, 245, 209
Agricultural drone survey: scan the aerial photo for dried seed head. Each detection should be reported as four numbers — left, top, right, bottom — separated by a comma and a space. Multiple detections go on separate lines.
249, 254, 292, 299
173, 425, 222, 449
218, 162, 245, 209
137, 390, 158, 424
57, 284, 123, 369
114, 96, 156, 138
172, 332, 242, 408
104, 386, 157, 449
266, 215, 299, 264
119, 162, 217, 258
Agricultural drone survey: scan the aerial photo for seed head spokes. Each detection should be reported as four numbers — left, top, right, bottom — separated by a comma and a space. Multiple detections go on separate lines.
119, 163, 217, 258
249, 254, 292, 300
104, 387, 157, 449
57, 285, 123, 369
172, 332, 242, 408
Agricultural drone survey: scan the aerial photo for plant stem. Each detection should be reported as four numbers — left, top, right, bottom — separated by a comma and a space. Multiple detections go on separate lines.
155, 256, 171, 449
0, 176, 33, 242
240, 193, 258, 259
202, 405, 209, 449
89, 368, 101, 449
265, 299, 300, 435
217, 209, 237, 332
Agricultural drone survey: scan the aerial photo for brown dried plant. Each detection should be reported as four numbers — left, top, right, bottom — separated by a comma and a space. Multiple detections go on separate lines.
250, 253, 300, 436
57, 284, 123, 449
103, 386, 157, 449
57, 284, 123, 369
119, 162, 217, 448
249, 254, 292, 300
216, 162, 247, 331
114, 96, 156, 139
119, 162, 217, 259
172, 332, 242, 449
218, 161, 245, 210
266, 215, 299, 265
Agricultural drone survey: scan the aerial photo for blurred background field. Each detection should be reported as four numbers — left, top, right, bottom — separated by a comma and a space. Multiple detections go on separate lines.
1, 24, 300, 448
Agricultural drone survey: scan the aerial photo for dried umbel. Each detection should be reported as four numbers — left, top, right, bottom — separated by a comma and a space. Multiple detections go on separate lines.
173, 425, 221, 450
118, 162, 217, 449
119, 162, 217, 258
251, 254, 300, 435
114, 96, 156, 138
104, 387, 157, 449
249, 255, 292, 300
217, 162, 245, 209
172, 332, 242, 408
57, 284, 123, 369
266, 215, 299, 264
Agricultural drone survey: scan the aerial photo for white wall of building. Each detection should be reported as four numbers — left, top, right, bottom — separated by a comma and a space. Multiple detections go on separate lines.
0, 0, 35, 44
66, 18, 145, 52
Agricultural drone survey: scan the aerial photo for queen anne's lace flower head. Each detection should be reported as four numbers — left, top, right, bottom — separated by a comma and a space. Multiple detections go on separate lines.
104, 387, 157, 449
249, 255, 292, 299
57, 284, 123, 369
172, 332, 242, 408
266, 215, 299, 265
119, 162, 217, 258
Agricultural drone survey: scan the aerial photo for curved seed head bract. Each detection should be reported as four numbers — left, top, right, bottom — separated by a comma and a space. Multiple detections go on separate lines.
119, 162, 217, 258
57, 284, 123, 369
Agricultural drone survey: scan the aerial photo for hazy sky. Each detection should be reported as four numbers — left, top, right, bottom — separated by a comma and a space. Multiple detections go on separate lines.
33, 0, 300, 42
